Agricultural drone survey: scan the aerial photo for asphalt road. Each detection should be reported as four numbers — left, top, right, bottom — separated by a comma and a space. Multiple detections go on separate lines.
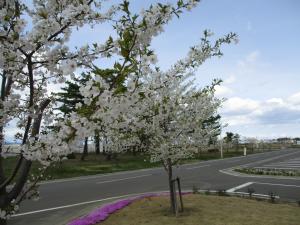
10, 148, 300, 225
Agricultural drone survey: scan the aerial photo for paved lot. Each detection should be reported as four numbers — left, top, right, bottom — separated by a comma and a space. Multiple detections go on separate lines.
254, 156, 300, 170
238, 182, 300, 201
10, 148, 300, 225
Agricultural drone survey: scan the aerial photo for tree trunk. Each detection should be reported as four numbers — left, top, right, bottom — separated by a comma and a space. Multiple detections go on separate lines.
132, 146, 137, 156
105, 153, 112, 161
167, 158, 176, 214
0, 72, 8, 224
0, 157, 7, 225
0, 99, 50, 224
81, 137, 88, 161
94, 134, 100, 155
102, 136, 107, 155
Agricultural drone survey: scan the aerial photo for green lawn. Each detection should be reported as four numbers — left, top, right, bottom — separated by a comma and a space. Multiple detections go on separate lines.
3, 153, 161, 181
99, 195, 300, 225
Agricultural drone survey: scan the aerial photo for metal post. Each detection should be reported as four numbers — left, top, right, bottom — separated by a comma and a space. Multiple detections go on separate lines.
244, 147, 247, 156
219, 128, 223, 159
176, 177, 184, 212
220, 138, 223, 159
172, 180, 178, 217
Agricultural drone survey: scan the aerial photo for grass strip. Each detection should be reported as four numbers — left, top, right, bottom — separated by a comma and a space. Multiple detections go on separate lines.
99, 194, 300, 225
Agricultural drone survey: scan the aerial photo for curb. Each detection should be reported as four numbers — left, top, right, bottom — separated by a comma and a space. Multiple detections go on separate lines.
220, 168, 300, 180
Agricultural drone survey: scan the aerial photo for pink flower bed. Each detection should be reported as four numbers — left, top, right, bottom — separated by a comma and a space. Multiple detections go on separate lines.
68, 192, 190, 225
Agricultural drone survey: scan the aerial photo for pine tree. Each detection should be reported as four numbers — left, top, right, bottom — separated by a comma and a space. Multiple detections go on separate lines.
55, 75, 90, 160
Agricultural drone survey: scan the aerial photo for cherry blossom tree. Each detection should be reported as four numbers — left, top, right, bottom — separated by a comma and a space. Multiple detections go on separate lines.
77, 27, 237, 213
0, 1, 118, 222
0, 0, 201, 223
129, 31, 237, 213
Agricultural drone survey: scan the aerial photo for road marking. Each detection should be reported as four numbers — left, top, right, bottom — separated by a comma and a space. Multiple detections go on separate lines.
186, 165, 210, 170
254, 182, 300, 188
96, 174, 152, 184
11, 191, 168, 217
172, 149, 286, 170
39, 168, 162, 185
226, 182, 253, 193
239, 151, 300, 167
268, 162, 300, 165
11, 187, 278, 218
274, 165, 300, 167
255, 166, 300, 170
268, 161, 300, 165
269, 161, 300, 164
38, 149, 290, 185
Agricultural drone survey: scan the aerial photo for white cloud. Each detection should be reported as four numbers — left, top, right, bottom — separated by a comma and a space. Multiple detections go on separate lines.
215, 85, 233, 97
222, 115, 253, 126
288, 92, 300, 105
224, 75, 236, 84
221, 91, 300, 130
215, 75, 236, 97
222, 97, 259, 115
266, 98, 284, 105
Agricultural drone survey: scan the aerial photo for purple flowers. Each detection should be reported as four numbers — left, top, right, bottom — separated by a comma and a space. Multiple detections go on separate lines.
67, 199, 132, 225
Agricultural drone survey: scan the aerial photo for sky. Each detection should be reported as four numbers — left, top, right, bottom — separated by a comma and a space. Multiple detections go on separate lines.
68, 0, 300, 138
4, 0, 300, 141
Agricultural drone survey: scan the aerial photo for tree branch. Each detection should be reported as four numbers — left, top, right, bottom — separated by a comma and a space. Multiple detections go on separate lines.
7, 98, 51, 201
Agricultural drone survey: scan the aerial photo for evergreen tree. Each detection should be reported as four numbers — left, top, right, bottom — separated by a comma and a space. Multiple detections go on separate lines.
55, 75, 91, 160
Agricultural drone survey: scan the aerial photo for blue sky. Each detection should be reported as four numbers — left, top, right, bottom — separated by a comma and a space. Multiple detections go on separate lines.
70, 0, 300, 138
5, 0, 300, 141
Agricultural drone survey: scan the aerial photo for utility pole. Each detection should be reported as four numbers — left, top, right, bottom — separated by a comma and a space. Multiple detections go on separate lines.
220, 130, 223, 159
243, 147, 247, 156
220, 139, 223, 159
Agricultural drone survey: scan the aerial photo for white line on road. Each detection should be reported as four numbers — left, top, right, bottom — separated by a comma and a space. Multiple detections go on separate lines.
38, 149, 292, 185
226, 182, 253, 193
266, 163, 300, 166
186, 165, 210, 170
254, 182, 300, 188
255, 166, 300, 169
12, 184, 286, 218
96, 174, 152, 184
11, 191, 166, 217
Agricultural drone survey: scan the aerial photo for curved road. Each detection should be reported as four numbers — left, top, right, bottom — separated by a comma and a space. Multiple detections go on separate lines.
10, 148, 300, 225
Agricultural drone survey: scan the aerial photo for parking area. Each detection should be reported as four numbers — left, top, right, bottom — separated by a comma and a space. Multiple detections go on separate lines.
228, 181, 300, 201
254, 157, 300, 171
